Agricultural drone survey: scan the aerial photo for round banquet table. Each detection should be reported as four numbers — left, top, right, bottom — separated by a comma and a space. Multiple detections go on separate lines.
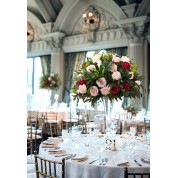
38, 131, 150, 178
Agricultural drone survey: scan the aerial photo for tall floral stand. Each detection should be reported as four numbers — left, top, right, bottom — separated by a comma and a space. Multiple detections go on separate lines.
43, 89, 52, 107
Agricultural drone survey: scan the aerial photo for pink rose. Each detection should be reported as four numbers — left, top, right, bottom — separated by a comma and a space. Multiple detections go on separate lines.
112, 55, 121, 63
110, 64, 117, 72
100, 86, 110, 95
97, 59, 102, 67
77, 84, 87, 94
96, 77, 107, 87
112, 71, 121, 80
90, 86, 99, 96
86, 65, 96, 72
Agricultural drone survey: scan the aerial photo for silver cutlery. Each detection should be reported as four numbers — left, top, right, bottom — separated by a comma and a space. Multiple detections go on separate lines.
65, 154, 76, 160
89, 157, 100, 164
55, 154, 71, 157
103, 157, 108, 165
134, 159, 142, 167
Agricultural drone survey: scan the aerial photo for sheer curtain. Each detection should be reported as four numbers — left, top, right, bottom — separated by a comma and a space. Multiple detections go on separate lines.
105, 47, 128, 56
63, 52, 86, 105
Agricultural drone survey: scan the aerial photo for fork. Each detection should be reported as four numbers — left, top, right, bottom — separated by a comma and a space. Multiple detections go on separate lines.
141, 158, 150, 164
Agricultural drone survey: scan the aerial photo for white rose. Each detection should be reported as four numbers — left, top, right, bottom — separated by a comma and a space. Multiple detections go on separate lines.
92, 54, 101, 63
121, 56, 131, 63
135, 80, 141, 85
50, 73, 54, 77
48, 77, 51, 81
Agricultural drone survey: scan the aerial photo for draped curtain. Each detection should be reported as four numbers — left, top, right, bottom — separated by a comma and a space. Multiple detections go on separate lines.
63, 52, 86, 104
40, 55, 51, 75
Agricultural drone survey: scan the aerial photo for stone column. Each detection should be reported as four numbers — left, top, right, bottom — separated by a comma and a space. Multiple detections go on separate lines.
51, 48, 64, 103
117, 17, 150, 109
40, 31, 66, 104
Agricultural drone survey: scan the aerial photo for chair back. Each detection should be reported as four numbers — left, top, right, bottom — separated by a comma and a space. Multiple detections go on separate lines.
124, 167, 150, 178
34, 150, 65, 178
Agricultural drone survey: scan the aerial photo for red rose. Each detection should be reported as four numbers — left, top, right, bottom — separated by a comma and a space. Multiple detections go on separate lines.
122, 62, 131, 70
76, 80, 87, 86
82, 62, 86, 68
123, 82, 130, 91
110, 85, 121, 94
45, 80, 50, 85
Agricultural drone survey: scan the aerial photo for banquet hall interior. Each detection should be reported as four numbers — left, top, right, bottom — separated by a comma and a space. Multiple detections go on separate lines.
27, 0, 150, 177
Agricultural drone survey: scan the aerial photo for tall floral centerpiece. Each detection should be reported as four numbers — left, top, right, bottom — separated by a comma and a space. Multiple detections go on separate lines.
72, 52, 143, 131
72, 52, 143, 105
39, 73, 61, 106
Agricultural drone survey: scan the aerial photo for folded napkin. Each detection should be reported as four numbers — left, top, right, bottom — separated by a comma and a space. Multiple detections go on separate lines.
41, 143, 58, 148
71, 155, 88, 162
47, 138, 63, 143
48, 149, 66, 154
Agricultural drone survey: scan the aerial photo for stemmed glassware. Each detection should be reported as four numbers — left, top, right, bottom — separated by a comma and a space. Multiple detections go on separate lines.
130, 126, 137, 137
127, 112, 132, 120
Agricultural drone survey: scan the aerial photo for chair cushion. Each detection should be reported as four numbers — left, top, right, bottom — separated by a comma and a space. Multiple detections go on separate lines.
27, 173, 36, 178
27, 164, 36, 173
45, 120, 59, 124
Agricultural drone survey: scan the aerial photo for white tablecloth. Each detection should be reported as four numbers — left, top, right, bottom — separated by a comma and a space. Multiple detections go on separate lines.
39, 133, 150, 178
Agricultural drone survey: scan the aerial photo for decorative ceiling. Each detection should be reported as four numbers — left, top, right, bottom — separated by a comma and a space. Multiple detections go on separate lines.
27, 0, 149, 24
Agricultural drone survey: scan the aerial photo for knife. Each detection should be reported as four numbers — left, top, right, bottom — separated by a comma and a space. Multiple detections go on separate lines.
89, 158, 100, 164
134, 159, 142, 166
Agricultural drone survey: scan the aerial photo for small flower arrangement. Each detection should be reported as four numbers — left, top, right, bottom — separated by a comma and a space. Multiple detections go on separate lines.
72, 52, 143, 107
39, 73, 61, 90
123, 105, 139, 116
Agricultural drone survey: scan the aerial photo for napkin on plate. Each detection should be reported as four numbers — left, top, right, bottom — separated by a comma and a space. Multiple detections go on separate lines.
71, 155, 88, 162
48, 149, 66, 154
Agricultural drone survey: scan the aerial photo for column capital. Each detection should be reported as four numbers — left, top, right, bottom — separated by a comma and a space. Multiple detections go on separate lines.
40, 32, 66, 49
116, 16, 149, 43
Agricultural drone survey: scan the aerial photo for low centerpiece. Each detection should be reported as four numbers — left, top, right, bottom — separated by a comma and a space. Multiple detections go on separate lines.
39, 73, 61, 90
39, 73, 61, 106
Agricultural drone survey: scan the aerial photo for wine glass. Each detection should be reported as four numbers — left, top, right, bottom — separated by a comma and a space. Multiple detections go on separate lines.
130, 126, 137, 137
127, 112, 132, 120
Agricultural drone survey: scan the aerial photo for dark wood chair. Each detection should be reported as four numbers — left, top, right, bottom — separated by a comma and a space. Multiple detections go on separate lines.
34, 150, 65, 178
124, 167, 150, 178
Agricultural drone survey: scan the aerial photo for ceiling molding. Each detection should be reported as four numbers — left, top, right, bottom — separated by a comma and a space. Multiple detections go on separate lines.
35, 0, 58, 22
27, 10, 46, 32
134, 0, 150, 16
53, 0, 127, 34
